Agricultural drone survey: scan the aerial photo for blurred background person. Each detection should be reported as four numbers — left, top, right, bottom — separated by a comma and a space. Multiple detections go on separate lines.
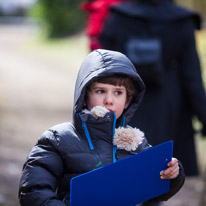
98, 0, 206, 199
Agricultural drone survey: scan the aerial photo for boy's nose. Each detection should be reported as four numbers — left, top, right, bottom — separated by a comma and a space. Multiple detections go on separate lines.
104, 94, 113, 105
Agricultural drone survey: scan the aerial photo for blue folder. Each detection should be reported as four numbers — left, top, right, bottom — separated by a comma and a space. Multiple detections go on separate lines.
70, 141, 173, 206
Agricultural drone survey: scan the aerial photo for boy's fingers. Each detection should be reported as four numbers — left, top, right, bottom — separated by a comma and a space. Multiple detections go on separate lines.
166, 160, 179, 174
167, 157, 178, 167
160, 157, 180, 179
163, 164, 178, 175
161, 165, 179, 179
160, 158, 179, 179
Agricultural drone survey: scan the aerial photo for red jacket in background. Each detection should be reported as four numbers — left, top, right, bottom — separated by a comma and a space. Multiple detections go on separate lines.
80, 0, 123, 50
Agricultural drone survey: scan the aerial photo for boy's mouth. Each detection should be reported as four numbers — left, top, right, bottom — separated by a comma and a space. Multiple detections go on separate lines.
107, 108, 114, 112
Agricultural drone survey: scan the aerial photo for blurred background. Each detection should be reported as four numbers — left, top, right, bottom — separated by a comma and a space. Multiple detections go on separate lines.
0, 0, 205, 205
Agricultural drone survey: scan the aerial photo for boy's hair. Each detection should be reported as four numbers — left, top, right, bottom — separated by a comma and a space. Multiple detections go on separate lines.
86, 74, 136, 103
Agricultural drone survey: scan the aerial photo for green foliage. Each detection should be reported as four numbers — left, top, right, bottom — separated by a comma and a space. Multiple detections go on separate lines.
29, 0, 85, 38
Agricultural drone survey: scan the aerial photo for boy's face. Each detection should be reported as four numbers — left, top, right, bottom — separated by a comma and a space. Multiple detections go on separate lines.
86, 82, 130, 119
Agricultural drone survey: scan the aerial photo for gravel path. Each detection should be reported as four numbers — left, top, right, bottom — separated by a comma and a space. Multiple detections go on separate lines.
0, 23, 79, 205
0, 23, 204, 206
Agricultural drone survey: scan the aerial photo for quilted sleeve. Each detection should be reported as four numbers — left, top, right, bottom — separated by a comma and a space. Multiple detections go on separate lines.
18, 130, 66, 206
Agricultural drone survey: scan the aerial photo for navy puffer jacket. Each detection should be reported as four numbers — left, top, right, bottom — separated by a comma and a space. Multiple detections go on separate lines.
19, 49, 184, 205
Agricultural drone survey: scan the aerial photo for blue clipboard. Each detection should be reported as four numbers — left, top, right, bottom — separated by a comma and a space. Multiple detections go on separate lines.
70, 141, 173, 206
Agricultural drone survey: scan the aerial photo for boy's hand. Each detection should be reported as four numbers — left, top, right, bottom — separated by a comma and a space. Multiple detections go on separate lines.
160, 158, 179, 179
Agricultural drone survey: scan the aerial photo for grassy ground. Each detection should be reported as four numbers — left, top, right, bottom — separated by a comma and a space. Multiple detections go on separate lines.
21, 31, 90, 71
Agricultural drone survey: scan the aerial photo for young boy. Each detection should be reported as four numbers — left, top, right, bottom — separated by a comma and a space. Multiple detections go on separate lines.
18, 49, 185, 206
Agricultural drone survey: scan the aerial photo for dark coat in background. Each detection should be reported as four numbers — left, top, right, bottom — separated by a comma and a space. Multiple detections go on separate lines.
100, 0, 206, 176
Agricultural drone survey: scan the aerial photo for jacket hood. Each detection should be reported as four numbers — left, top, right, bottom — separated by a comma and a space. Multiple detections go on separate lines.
73, 49, 145, 127
111, 1, 201, 29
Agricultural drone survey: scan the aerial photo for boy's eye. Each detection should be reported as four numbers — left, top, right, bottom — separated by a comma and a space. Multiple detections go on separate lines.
96, 90, 105, 94
114, 91, 123, 95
